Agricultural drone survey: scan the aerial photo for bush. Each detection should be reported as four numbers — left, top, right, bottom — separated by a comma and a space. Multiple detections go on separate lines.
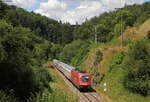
35, 68, 52, 91
92, 72, 104, 85
0, 90, 19, 102
109, 51, 125, 72
71, 42, 90, 67
0, 20, 52, 100
27, 89, 77, 102
147, 30, 150, 40
92, 50, 103, 85
59, 40, 83, 64
0, 20, 39, 99
93, 50, 103, 66
123, 40, 150, 96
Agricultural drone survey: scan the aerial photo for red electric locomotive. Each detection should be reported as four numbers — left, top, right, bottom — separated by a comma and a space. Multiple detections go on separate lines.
53, 59, 92, 89
70, 69, 91, 89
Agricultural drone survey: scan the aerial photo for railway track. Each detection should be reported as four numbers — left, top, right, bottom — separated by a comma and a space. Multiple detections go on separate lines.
55, 67, 106, 102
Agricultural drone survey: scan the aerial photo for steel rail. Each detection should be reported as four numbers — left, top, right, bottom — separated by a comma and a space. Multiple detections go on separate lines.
54, 64, 106, 102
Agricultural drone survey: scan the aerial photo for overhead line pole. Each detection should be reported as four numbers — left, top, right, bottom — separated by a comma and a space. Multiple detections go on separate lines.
121, 6, 123, 48
95, 26, 97, 44
121, 0, 125, 48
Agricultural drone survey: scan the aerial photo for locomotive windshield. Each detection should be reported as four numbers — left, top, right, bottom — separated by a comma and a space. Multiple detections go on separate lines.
80, 76, 89, 82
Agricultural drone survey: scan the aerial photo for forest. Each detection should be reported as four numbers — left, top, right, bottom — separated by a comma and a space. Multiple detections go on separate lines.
0, 0, 150, 102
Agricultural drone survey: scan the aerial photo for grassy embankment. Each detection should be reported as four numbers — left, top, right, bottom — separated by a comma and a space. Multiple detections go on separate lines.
43, 62, 79, 102
75, 18, 150, 102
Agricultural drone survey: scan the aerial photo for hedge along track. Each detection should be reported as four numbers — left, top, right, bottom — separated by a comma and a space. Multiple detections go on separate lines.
55, 67, 106, 102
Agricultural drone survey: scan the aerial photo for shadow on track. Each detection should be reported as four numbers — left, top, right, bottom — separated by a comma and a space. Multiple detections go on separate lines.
80, 88, 96, 93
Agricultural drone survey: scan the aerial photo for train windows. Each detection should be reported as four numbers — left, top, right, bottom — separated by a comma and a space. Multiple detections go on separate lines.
80, 76, 89, 82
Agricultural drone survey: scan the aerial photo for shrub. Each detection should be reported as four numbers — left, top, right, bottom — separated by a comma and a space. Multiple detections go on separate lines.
0, 90, 19, 102
109, 51, 125, 72
35, 68, 52, 91
71, 42, 90, 67
123, 40, 150, 96
0, 21, 40, 100
92, 50, 103, 85
27, 89, 78, 102
0, 20, 52, 100
92, 72, 104, 85
147, 30, 150, 40
59, 40, 83, 64
93, 50, 103, 66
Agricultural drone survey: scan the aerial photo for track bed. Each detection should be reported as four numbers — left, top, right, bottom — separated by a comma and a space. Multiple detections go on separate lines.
55, 68, 106, 102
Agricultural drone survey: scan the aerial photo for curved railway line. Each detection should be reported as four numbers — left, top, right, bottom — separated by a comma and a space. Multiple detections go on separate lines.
55, 67, 106, 102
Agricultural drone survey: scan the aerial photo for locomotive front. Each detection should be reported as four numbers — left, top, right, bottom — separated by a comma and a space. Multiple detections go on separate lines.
71, 70, 91, 89
78, 73, 91, 89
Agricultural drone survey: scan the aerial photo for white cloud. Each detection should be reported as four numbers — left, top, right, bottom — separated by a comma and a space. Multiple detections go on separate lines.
62, 1, 104, 24
35, 0, 67, 20
125, 0, 144, 5
35, 0, 104, 24
6, 0, 144, 24
6, 0, 37, 9
35, 0, 145, 24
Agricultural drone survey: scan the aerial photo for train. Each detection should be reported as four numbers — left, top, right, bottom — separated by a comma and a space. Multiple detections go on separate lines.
53, 59, 92, 89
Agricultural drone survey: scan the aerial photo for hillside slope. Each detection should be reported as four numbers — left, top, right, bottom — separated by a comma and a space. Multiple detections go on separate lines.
120, 18, 150, 41
78, 18, 150, 102
0, 1, 77, 102
83, 18, 150, 75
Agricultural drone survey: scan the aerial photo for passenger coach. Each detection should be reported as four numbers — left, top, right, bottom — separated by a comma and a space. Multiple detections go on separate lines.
53, 59, 92, 89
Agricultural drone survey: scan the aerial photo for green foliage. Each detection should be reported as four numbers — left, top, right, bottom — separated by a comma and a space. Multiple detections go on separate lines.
0, 20, 52, 101
94, 50, 103, 66
0, 1, 76, 102
96, 24, 112, 42
74, 2, 150, 43
32, 41, 52, 66
92, 50, 103, 85
0, 90, 19, 102
134, 2, 150, 25
49, 44, 62, 60
59, 40, 83, 64
0, 1, 74, 45
109, 51, 126, 72
35, 69, 52, 91
0, 0, 9, 19
93, 72, 104, 86
114, 23, 122, 36
0, 20, 37, 99
147, 30, 150, 40
99, 50, 150, 102
71, 41, 90, 67
123, 40, 150, 96
73, 24, 93, 40
116, 10, 135, 26
27, 89, 77, 102
1, 0, 150, 101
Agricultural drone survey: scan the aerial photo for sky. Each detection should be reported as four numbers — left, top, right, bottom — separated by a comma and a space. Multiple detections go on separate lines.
4, 0, 150, 24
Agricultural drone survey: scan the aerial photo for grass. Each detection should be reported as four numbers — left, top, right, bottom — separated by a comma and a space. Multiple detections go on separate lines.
81, 41, 150, 102
26, 61, 78, 102
46, 61, 78, 102
98, 67, 150, 102
75, 18, 150, 102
